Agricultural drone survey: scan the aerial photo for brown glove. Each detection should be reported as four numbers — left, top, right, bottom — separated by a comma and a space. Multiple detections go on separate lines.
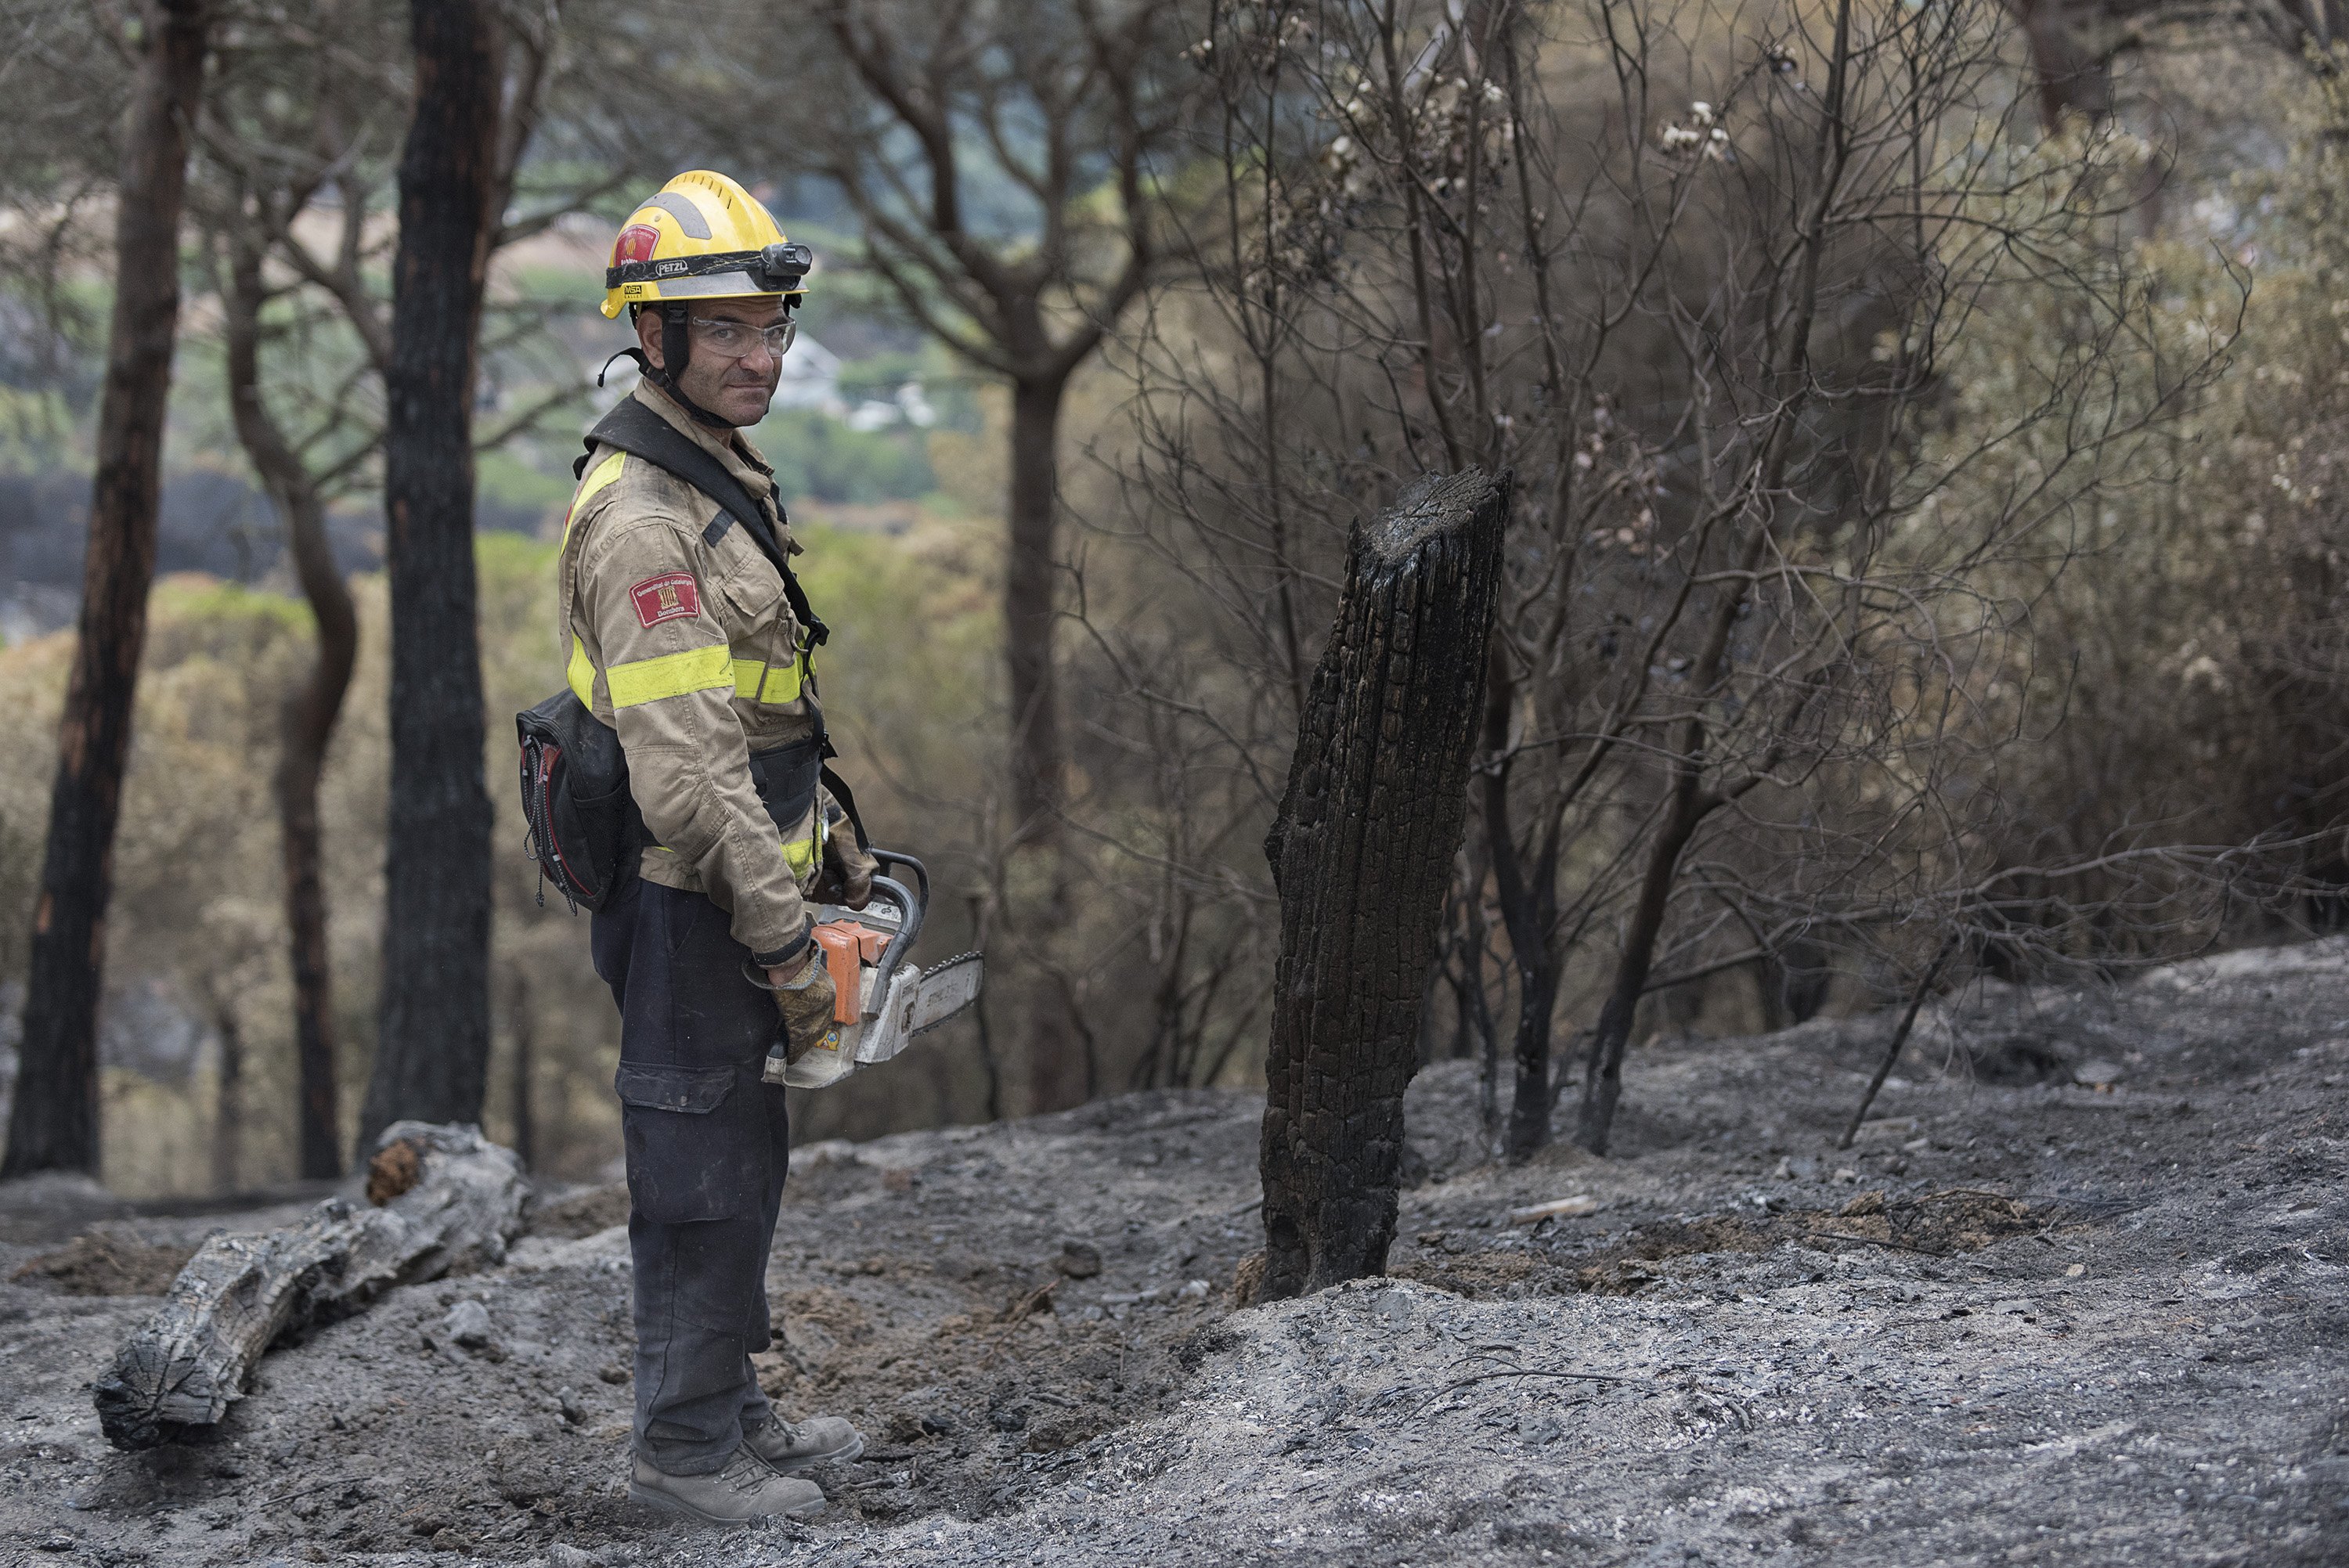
817, 806, 876, 910
769, 950, 840, 1063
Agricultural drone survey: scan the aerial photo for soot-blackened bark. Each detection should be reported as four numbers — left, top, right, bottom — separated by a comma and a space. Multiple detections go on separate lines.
210, 996, 241, 1195
1, 0, 211, 1179
1257, 470, 1506, 1302
222, 239, 355, 1181
1006, 371, 1086, 1115
358, 0, 501, 1156
280, 530, 355, 1181
1575, 745, 1716, 1154
1481, 642, 1566, 1162
1006, 373, 1067, 845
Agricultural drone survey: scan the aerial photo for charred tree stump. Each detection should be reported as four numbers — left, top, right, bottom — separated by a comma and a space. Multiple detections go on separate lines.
1257, 470, 1507, 1302
92, 1123, 525, 1451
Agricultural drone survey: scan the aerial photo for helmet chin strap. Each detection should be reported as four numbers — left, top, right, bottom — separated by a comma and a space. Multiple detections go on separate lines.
599, 304, 736, 429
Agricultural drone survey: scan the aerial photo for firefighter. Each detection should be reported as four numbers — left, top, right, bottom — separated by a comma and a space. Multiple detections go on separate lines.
559, 170, 877, 1523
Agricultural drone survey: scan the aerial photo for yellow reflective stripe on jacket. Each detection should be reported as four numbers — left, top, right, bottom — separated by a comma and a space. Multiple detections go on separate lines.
731, 656, 805, 705
645, 776, 824, 873
566, 636, 597, 706
651, 832, 819, 875
605, 643, 734, 708
576, 640, 801, 710
561, 451, 628, 546
783, 802, 828, 874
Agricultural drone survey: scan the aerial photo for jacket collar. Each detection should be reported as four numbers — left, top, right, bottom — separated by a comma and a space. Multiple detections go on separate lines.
631, 381, 778, 514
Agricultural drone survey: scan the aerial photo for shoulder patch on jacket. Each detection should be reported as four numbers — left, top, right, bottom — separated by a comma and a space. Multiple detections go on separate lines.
630, 571, 701, 628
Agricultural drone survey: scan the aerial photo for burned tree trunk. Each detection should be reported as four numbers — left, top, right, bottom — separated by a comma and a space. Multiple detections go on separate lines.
220, 234, 356, 1181
0, 0, 212, 1179
1573, 783, 1706, 1154
503, 963, 534, 1170
93, 1122, 525, 1451
1257, 470, 1506, 1302
1005, 370, 1068, 847
279, 510, 356, 1181
360, 0, 503, 1155
1482, 643, 1568, 1163
210, 996, 241, 1195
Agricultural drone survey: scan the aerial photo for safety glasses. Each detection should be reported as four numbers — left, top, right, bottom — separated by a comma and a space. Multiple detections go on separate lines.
689, 315, 797, 359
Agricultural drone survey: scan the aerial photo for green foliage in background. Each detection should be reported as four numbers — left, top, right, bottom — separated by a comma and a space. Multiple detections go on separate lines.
749, 406, 936, 505
475, 447, 578, 530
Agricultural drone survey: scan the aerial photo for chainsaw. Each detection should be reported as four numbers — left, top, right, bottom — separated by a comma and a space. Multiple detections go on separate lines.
755, 849, 983, 1090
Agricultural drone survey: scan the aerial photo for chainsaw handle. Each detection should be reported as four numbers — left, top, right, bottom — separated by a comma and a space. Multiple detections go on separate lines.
742, 849, 927, 1001
861, 874, 920, 1005
861, 849, 926, 988
864, 848, 929, 920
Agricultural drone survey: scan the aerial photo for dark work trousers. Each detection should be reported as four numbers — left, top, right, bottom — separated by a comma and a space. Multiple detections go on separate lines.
590, 877, 790, 1476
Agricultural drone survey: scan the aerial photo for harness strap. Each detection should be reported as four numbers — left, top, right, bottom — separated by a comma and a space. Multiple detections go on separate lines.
573, 397, 831, 645
819, 757, 871, 852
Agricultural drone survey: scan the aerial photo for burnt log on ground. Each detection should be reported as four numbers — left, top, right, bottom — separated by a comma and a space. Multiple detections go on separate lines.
1257, 470, 1507, 1302
92, 1123, 526, 1451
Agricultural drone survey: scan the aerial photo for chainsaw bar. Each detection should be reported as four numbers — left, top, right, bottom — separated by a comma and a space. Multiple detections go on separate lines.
907, 952, 983, 1036
767, 851, 983, 1089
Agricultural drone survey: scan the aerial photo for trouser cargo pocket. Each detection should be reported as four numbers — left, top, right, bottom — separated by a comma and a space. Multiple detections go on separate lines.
615, 1063, 764, 1223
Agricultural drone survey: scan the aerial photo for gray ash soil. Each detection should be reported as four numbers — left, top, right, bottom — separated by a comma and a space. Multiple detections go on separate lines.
2, 939, 2347, 1566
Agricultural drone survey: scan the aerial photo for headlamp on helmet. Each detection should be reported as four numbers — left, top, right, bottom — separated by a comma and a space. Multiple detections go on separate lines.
755, 242, 814, 294
603, 243, 814, 301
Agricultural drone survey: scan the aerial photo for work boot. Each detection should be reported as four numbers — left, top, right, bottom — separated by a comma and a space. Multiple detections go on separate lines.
629, 1446, 825, 1524
742, 1411, 864, 1473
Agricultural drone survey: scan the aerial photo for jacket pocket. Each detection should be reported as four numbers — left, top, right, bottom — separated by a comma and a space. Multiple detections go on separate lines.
717, 564, 806, 707
716, 557, 785, 634
613, 1063, 760, 1221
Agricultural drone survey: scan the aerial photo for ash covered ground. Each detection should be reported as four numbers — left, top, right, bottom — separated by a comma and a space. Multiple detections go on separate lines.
2, 939, 2347, 1566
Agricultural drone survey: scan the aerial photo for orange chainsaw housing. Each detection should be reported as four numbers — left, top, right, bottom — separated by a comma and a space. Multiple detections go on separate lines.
811, 919, 887, 1024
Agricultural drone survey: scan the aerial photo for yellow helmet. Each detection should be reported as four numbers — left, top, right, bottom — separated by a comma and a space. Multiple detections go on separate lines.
601, 170, 810, 320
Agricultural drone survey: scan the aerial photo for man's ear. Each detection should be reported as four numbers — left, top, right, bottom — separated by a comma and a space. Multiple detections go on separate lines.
633, 308, 665, 372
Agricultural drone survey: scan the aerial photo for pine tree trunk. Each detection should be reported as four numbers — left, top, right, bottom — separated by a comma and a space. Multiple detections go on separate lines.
283, 654, 350, 1180
211, 998, 241, 1196
1, 0, 211, 1180
1506, 961, 1561, 1159
276, 403, 357, 1182
505, 965, 533, 1170
1257, 470, 1507, 1303
1004, 371, 1091, 1111
222, 237, 355, 1182
1481, 645, 1567, 1163
1575, 780, 1706, 1155
358, 0, 501, 1155
1005, 374, 1065, 844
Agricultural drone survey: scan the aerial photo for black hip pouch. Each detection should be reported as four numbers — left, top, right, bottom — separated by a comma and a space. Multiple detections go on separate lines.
517, 690, 643, 914
518, 690, 827, 914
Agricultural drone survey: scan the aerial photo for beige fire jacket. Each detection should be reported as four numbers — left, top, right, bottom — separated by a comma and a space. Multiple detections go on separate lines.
554, 383, 869, 966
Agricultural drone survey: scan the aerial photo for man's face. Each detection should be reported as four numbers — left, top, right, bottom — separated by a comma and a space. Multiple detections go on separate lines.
637, 298, 788, 427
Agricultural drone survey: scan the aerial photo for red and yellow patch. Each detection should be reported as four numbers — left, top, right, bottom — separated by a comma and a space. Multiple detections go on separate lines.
610, 222, 662, 269
630, 572, 701, 628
